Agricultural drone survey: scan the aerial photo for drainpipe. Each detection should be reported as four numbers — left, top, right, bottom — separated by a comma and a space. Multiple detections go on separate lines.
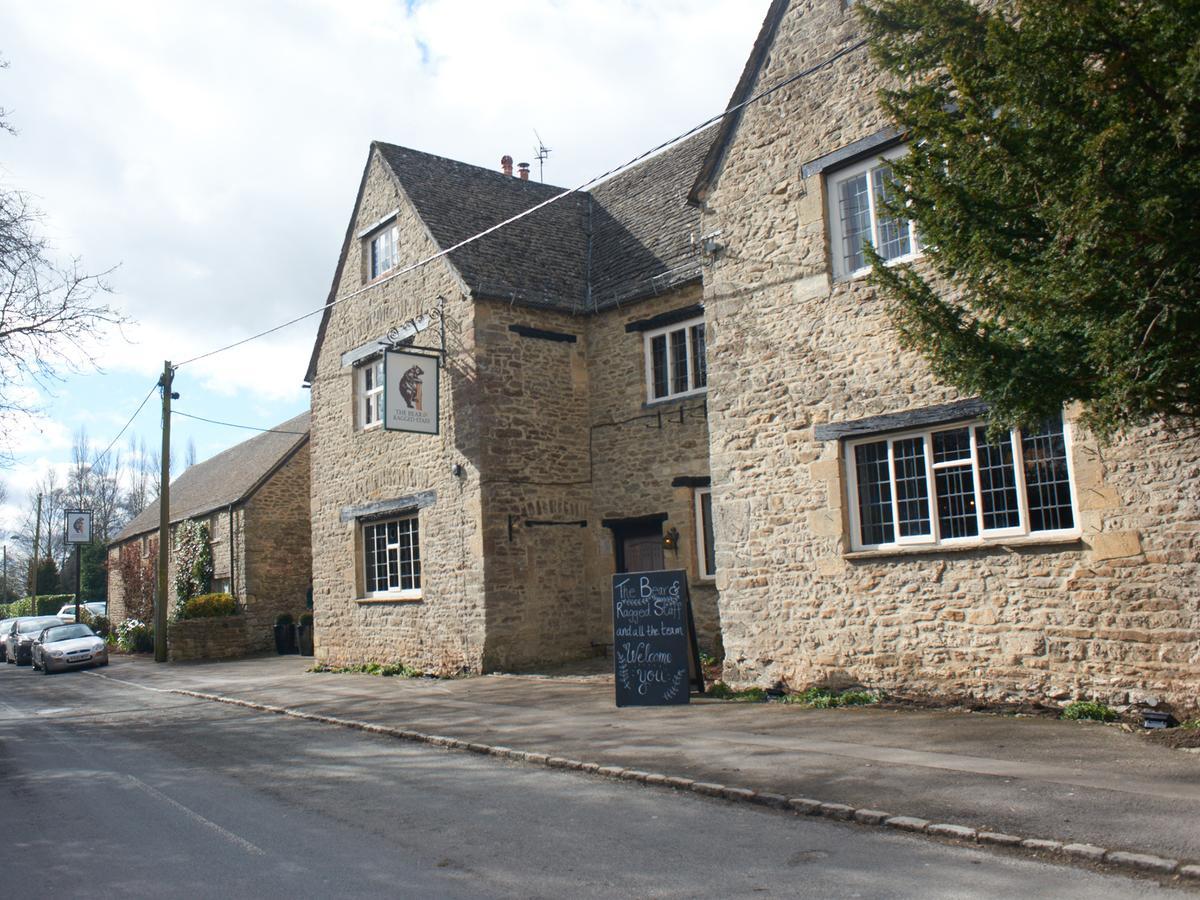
228, 505, 236, 601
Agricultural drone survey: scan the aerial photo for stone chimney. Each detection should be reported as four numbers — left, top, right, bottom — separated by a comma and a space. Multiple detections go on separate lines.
518, 162, 530, 181
500, 155, 513, 177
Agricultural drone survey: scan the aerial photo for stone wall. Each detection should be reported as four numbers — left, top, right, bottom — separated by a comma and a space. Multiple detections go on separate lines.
472, 286, 719, 670
244, 441, 311, 650
168, 616, 252, 662
584, 286, 719, 650
309, 149, 487, 674
699, 0, 1200, 712
475, 299, 598, 669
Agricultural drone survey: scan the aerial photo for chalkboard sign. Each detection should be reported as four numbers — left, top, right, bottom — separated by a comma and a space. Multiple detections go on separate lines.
613, 569, 695, 707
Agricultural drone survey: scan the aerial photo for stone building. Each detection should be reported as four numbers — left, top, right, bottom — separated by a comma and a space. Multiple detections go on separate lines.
108, 412, 311, 658
305, 134, 719, 673
689, 0, 1199, 711
305, 0, 1197, 710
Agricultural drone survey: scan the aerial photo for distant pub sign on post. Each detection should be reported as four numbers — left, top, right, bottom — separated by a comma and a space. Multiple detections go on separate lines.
384, 350, 440, 435
64, 510, 93, 545
612, 569, 704, 707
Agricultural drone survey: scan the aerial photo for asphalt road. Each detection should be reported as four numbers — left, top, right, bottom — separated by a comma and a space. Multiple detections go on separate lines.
0, 663, 1167, 898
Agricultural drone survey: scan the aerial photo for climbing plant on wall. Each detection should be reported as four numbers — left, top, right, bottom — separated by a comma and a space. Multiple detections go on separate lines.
173, 519, 214, 603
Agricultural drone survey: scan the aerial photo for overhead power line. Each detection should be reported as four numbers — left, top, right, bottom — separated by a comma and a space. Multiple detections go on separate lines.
173, 39, 868, 370
172, 409, 308, 435
92, 381, 159, 469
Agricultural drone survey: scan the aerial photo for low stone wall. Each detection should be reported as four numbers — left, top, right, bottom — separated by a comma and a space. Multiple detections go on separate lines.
168, 616, 258, 662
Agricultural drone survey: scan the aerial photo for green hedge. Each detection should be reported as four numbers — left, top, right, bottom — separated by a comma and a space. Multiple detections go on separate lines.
174, 592, 238, 621
4, 594, 76, 617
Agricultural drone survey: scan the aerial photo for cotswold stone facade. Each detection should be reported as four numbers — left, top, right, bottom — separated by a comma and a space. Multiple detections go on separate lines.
306, 135, 718, 673
691, 0, 1199, 712
108, 415, 311, 657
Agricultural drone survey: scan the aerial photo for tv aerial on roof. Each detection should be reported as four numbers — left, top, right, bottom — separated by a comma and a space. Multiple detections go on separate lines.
533, 130, 551, 183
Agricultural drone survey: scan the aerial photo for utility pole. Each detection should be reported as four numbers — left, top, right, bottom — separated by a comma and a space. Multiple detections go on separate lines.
2, 543, 7, 604
32, 493, 43, 615
155, 361, 175, 663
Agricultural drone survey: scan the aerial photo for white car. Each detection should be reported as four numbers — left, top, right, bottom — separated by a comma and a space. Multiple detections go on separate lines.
56, 602, 108, 624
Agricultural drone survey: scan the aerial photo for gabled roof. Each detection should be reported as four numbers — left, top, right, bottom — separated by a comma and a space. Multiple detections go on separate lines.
304, 126, 716, 382
113, 412, 310, 544
688, 0, 790, 206
375, 143, 591, 310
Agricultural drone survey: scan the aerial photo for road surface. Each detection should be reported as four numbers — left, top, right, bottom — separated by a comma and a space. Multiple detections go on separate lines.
0, 663, 1167, 898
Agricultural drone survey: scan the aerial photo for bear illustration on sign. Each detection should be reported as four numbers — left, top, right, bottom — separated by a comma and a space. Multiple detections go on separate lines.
398, 364, 423, 411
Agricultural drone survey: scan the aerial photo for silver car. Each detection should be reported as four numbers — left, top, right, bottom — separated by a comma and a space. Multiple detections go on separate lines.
5, 616, 66, 666
31, 623, 109, 674
0, 619, 15, 662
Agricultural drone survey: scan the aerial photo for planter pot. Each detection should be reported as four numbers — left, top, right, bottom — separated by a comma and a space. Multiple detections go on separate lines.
297, 624, 314, 657
273, 624, 298, 655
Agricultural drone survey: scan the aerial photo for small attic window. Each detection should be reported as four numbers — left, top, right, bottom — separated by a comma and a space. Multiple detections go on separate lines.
367, 221, 399, 281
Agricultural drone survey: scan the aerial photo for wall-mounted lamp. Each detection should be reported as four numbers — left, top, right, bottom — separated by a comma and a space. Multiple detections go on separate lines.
450, 463, 464, 477
662, 527, 680, 556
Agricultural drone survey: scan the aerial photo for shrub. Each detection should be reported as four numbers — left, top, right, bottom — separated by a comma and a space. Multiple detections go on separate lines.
275, 612, 294, 626
174, 592, 237, 621
89, 614, 112, 638
1062, 701, 1118, 722
115, 619, 154, 653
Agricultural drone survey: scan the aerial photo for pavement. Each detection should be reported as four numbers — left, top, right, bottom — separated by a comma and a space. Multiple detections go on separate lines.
1, 663, 1164, 898
87, 654, 1200, 879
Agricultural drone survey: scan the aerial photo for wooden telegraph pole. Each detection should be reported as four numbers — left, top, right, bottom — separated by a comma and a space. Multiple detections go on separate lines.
155, 361, 175, 663
31, 493, 43, 615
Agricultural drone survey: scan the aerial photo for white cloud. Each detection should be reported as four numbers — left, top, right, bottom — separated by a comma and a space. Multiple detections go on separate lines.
0, 0, 767, 501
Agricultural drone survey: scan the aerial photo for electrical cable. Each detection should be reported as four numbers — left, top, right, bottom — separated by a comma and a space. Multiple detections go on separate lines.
91, 382, 159, 468
172, 410, 308, 435
172, 39, 868, 370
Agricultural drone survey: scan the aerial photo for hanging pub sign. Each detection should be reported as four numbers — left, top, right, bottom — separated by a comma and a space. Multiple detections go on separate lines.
384, 350, 440, 435
64, 509, 93, 545
612, 569, 704, 707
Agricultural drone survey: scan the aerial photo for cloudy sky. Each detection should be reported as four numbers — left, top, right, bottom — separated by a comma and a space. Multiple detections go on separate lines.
0, 0, 767, 539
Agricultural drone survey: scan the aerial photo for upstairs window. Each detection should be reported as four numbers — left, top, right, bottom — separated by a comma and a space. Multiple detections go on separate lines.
358, 358, 384, 430
845, 413, 1077, 551
644, 316, 706, 402
827, 146, 919, 280
368, 223, 399, 280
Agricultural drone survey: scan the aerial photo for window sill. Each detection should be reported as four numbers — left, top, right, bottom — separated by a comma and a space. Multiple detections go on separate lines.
833, 251, 922, 284
363, 269, 398, 287
643, 391, 707, 410
356, 594, 423, 605
844, 533, 1083, 560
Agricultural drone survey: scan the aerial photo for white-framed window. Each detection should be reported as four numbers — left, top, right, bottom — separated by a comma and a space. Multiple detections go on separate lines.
695, 487, 716, 579
844, 413, 1078, 552
368, 223, 399, 280
357, 358, 384, 430
827, 146, 919, 280
363, 515, 421, 598
644, 316, 706, 402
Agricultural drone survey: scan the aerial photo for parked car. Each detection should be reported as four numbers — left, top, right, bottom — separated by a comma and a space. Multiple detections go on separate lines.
55, 602, 108, 625
0, 618, 15, 662
31, 623, 108, 674
4, 616, 66, 666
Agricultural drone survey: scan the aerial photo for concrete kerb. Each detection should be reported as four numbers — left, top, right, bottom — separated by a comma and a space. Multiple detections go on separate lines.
167, 688, 1196, 885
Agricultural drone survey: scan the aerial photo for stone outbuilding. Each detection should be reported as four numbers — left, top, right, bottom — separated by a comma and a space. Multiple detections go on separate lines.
305, 132, 719, 673
688, 0, 1199, 712
107, 412, 311, 659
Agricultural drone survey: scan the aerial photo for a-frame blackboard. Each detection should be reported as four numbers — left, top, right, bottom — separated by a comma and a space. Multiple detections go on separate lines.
612, 569, 705, 707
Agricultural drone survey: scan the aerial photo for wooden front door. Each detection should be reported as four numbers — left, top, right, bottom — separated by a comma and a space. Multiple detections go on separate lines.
622, 533, 665, 573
